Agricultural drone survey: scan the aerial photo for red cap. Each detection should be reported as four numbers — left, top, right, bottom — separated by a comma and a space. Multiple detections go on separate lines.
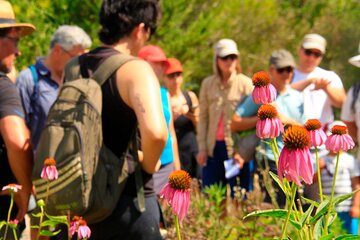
138, 45, 169, 66
165, 58, 183, 75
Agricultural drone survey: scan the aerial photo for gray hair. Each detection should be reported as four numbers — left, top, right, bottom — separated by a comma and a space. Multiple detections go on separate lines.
50, 25, 92, 51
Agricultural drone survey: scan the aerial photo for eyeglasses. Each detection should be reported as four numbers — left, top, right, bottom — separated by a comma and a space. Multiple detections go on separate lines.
3, 36, 20, 47
276, 66, 293, 74
62, 48, 78, 58
304, 49, 323, 58
167, 72, 182, 79
218, 54, 238, 61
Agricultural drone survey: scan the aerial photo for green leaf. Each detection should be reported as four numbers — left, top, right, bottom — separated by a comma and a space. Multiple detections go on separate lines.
301, 196, 320, 208
44, 213, 69, 225
288, 219, 302, 231
0, 221, 6, 230
244, 209, 288, 219
328, 212, 337, 226
333, 189, 360, 207
299, 204, 314, 228
310, 199, 330, 224
40, 220, 61, 228
30, 225, 40, 229
313, 216, 323, 240
320, 233, 335, 240
39, 229, 61, 237
335, 234, 360, 240
269, 171, 288, 195
32, 212, 43, 218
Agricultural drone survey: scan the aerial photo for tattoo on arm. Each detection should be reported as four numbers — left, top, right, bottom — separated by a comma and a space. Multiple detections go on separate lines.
134, 93, 146, 113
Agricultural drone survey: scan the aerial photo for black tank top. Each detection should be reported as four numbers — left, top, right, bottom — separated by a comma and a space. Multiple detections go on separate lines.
78, 47, 154, 197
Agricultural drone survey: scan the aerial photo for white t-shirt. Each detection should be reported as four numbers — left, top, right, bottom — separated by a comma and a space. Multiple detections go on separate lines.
341, 86, 360, 159
292, 67, 344, 125
321, 152, 360, 212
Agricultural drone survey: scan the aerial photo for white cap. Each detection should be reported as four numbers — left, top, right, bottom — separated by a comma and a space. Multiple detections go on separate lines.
349, 42, 360, 68
214, 39, 239, 57
302, 33, 327, 54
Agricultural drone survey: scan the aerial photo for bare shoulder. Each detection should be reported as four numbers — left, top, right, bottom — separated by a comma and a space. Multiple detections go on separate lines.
116, 59, 154, 82
188, 91, 199, 101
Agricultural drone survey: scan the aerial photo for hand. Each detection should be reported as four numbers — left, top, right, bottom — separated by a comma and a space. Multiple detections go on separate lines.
233, 152, 244, 169
184, 111, 197, 122
0, 188, 30, 221
350, 204, 360, 218
311, 78, 331, 91
196, 150, 208, 167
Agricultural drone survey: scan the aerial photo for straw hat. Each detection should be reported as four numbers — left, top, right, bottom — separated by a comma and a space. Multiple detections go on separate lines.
0, 0, 35, 36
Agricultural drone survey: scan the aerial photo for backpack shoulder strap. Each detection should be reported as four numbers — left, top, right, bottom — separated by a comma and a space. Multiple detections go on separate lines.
92, 54, 136, 86
29, 64, 40, 103
64, 57, 81, 82
182, 90, 193, 109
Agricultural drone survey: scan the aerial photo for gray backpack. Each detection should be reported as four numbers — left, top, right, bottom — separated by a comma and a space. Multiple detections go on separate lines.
32, 54, 145, 224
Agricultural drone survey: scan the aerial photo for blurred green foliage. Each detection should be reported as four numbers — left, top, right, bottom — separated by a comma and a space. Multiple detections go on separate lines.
11, 0, 360, 92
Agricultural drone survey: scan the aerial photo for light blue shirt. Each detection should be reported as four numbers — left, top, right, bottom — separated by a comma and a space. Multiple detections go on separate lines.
235, 86, 306, 161
160, 87, 174, 165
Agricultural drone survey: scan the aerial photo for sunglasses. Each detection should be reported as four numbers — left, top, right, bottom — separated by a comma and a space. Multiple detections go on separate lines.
304, 49, 323, 58
218, 54, 238, 61
167, 72, 182, 79
276, 66, 293, 74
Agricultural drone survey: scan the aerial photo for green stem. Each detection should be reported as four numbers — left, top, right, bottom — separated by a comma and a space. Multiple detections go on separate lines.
270, 138, 279, 168
324, 152, 341, 234
36, 205, 44, 240
315, 147, 323, 202
4, 192, 14, 240
12, 228, 18, 240
174, 215, 181, 240
281, 182, 297, 239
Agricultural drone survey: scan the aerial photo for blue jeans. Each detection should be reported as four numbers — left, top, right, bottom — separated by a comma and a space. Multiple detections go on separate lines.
202, 141, 253, 197
338, 211, 359, 235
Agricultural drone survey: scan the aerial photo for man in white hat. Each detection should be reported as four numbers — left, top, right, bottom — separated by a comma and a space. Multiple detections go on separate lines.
291, 33, 346, 128
0, 0, 35, 237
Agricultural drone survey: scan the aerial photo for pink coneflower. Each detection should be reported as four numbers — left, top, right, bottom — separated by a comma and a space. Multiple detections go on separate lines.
256, 104, 284, 139
2, 184, 22, 193
325, 125, 355, 152
278, 125, 313, 186
70, 216, 91, 239
252, 71, 277, 104
304, 119, 327, 147
160, 170, 191, 221
78, 219, 91, 239
40, 158, 58, 180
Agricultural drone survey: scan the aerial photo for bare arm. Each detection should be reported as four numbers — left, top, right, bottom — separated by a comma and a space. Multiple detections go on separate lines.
169, 114, 181, 171
323, 85, 346, 108
196, 80, 209, 166
184, 91, 199, 127
0, 115, 33, 221
350, 176, 360, 218
343, 121, 358, 142
291, 78, 314, 91
230, 114, 257, 132
117, 60, 168, 174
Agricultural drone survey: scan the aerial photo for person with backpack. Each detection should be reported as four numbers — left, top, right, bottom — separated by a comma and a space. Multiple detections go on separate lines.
0, 1, 35, 238
55, 0, 167, 239
16, 25, 92, 152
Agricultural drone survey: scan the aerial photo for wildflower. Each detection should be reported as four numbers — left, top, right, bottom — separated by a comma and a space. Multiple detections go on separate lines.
77, 219, 91, 239
40, 158, 58, 180
304, 119, 327, 147
252, 71, 277, 104
70, 216, 91, 239
8, 219, 18, 229
278, 125, 313, 186
2, 184, 22, 193
160, 170, 191, 221
325, 124, 354, 152
256, 104, 284, 139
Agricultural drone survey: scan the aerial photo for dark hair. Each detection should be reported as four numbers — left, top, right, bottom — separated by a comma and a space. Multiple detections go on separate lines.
99, 0, 160, 45
0, 28, 12, 37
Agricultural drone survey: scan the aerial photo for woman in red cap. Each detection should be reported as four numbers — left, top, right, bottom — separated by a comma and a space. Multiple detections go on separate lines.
164, 58, 200, 178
